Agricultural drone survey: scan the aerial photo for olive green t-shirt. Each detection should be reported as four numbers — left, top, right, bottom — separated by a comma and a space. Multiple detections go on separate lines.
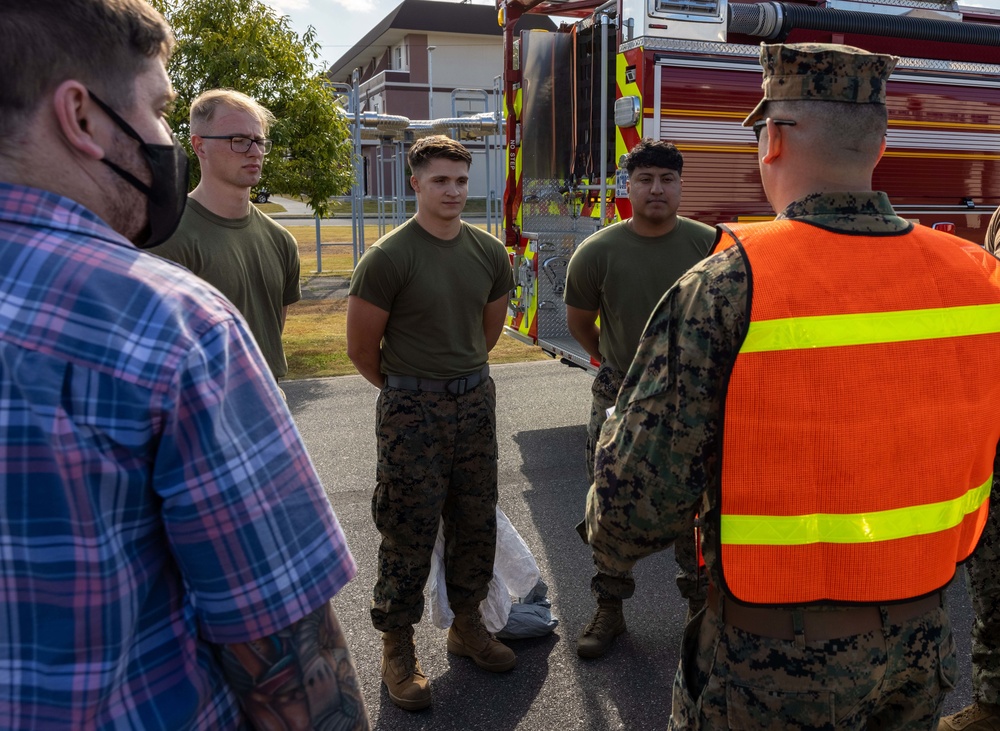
149, 198, 300, 379
564, 217, 715, 373
349, 219, 514, 379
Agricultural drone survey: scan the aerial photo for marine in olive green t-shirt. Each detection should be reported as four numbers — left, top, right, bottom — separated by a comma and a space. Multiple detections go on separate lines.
349, 218, 514, 379
149, 198, 300, 379
564, 217, 715, 373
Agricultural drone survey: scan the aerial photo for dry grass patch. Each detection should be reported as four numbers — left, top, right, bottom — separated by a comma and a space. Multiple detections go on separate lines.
283, 295, 549, 380
489, 335, 551, 366
280, 222, 550, 380
283, 298, 354, 379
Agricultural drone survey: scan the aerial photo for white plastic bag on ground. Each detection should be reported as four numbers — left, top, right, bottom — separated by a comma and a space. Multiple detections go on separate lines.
493, 505, 542, 600
427, 506, 556, 637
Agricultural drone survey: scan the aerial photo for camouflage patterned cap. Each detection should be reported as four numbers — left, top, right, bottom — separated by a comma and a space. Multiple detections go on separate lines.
742, 42, 898, 127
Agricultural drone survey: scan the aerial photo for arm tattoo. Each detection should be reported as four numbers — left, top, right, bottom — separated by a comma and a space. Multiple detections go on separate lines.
216, 602, 370, 730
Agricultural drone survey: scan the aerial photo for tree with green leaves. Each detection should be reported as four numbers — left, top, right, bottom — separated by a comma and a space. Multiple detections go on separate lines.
152, 0, 353, 216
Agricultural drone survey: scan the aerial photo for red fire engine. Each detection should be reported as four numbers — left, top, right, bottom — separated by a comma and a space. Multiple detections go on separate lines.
499, 0, 1000, 370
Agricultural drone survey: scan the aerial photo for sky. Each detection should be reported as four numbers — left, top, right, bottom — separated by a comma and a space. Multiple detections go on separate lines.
265, 0, 1000, 70
265, 0, 499, 69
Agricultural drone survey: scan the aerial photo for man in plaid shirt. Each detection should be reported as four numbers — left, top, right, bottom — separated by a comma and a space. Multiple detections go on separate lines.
0, 1, 368, 729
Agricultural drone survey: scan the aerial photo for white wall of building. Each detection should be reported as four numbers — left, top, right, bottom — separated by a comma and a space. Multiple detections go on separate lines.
425, 32, 503, 121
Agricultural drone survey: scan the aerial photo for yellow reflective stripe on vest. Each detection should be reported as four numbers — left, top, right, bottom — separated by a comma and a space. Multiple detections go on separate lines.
722, 476, 991, 546
741, 303, 1000, 353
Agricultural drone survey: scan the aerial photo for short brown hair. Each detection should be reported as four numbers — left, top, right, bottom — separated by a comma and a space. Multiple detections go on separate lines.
0, 0, 172, 139
190, 89, 276, 136
407, 135, 472, 174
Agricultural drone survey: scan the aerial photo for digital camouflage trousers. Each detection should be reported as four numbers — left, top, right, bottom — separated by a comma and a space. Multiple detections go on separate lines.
586, 362, 706, 611
371, 379, 498, 632
669, 596, 956, 729
966, 481, 1000, 705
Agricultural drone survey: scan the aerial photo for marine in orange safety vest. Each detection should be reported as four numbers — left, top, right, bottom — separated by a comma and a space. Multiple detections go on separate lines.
713, 219, 998, 606
583, 42, 1000, 729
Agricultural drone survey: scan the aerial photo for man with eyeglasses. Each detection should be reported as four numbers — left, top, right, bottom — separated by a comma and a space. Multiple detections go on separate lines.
150, 89, 299, 385
585, 42, 1000, 728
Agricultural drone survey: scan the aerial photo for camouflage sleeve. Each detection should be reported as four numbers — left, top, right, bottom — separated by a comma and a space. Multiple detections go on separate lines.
584, 246, 749, 576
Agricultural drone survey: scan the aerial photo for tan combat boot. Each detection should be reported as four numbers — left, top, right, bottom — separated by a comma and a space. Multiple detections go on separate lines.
940, 702, 1000, 731
577, 598, 626, 659
447, 610, 517, 672
381, 626, 431, 711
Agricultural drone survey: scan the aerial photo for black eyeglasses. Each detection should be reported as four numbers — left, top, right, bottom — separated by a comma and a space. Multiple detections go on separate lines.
752, 119, 797, 142
199, 135, 272, 155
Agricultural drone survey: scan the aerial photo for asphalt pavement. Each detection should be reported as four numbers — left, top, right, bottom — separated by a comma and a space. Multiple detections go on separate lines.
286, 360, 977, 730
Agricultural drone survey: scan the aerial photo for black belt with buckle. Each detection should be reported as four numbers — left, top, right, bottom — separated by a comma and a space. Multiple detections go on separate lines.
385, 365, 490, 395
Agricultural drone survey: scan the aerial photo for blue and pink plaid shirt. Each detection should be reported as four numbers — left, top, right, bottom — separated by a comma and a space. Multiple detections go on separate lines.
0, 183, 356, 729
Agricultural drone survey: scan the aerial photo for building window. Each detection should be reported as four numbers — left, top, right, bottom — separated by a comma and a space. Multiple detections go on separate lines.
393, 43, 408, 71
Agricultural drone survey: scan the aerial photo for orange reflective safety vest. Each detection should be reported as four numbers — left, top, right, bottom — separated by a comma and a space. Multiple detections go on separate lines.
714, 220, 1000, 606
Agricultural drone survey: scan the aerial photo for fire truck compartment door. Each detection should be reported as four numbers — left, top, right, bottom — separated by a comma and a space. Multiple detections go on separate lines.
520, 30, 576, 181
517, 29, 599, 372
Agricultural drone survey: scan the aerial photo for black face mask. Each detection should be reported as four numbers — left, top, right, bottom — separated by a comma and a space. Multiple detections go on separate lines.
88, 90, 189, 249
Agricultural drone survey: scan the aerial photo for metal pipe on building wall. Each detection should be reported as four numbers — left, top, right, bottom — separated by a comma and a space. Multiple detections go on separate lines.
356, 111, 502, 139
427, 45, 437, 119
360, 112, 409, 130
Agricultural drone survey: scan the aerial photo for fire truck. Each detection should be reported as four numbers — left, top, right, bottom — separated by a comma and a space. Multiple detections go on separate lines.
498, 0, 1000, 370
